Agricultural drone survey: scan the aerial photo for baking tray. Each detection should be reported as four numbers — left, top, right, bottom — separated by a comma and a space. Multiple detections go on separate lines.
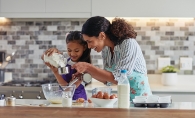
133, 102, 171, 108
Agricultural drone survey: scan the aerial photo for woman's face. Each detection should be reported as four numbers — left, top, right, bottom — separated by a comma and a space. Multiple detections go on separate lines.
82, 34, 105, 53
67, 41, 85, 62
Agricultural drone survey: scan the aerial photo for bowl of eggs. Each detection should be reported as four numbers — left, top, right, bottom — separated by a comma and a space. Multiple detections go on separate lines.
90, 87, 118, 108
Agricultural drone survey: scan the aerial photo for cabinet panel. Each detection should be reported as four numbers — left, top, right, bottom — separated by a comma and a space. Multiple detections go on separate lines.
92, 0, 195, 17
1, 0, 45, 12
46, 0, 91, 12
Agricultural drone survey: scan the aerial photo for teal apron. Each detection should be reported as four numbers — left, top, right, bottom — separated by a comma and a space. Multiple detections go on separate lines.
105, 64, 152, 101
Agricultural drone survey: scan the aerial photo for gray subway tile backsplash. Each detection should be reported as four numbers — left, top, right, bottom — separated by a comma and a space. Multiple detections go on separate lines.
1, 18, 195, 80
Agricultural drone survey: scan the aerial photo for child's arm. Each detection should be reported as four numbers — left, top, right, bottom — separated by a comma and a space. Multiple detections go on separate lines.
70, 75, 83, 88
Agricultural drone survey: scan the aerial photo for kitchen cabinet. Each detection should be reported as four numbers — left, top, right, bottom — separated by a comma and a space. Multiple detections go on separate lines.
0, 0, 91, 18
46, 0, 91, 13
92, 0, 195, 17
0, 0, 45, 18
1, 0, 45, 13
44, 0, 91, 18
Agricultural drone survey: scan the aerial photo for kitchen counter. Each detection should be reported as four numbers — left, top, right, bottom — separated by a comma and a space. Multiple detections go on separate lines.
85, 81, 195, 93
1, 107, 195, 118
14, 99, 195, 110
1, 99, 195, 118
1, 74, 195, 100
85, 74, 195, 93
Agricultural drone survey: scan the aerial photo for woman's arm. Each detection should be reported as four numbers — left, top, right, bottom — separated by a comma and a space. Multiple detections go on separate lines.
72, 62, 117, 84
72, 39, 140, 85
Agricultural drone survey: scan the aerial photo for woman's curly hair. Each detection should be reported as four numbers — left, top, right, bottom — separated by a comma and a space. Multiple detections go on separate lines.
82, 16, 137, 46
110, 18, 137, 45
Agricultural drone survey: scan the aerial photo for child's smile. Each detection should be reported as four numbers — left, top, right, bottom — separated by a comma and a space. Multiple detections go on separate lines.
67, 42, 85, 62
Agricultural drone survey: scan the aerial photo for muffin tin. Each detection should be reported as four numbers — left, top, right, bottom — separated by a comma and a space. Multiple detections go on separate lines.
132, 102, 171, 108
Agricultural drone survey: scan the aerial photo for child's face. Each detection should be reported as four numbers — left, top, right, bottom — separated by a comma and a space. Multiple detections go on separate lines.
67, 42, 85, 62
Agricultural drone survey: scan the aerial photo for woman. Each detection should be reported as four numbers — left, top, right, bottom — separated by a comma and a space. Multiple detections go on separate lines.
72, 16, 152, 100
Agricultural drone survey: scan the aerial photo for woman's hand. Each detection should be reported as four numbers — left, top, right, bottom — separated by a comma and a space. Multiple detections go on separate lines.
72, 62, 89, 74
45, 62, 58, 73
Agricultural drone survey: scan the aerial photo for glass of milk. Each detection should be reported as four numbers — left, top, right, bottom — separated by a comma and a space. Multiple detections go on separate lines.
62, 91, 72, 107
61, 85, 75, 107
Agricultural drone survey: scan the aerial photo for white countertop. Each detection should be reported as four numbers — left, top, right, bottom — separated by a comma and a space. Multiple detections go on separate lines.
13, 99, 195, 110
85, 74, 195, 93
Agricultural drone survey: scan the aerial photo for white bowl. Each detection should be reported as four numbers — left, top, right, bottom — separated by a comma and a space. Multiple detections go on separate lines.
90, 98, 118, 108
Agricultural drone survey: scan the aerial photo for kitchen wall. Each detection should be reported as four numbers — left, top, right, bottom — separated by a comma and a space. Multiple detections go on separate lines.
0, 18, 195, 81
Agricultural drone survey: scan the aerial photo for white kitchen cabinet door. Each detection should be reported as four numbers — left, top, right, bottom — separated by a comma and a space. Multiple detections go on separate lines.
45, 0, 91, 18
46, 0, 91, 13
0, 0, 45, 12
92, 0, 195, 17
0, 0, 91, 18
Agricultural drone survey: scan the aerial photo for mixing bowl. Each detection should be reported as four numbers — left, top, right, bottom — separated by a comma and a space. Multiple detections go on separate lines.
42, 83, 75, 104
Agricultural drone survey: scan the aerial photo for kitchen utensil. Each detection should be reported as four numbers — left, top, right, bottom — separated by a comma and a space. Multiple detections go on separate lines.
58, 73, 92, 91
90, 98, 118, 108
0, 51, 5, 63
6, 96, 16, 106
0, 51, 17, 69
42, 83, 75, 104
39, 103, 50, 107
58, 66, 69, 75
0, 69, 5, 82
62, 91, 72, 107
68, 73, 92, 86
90, 87, 117, 108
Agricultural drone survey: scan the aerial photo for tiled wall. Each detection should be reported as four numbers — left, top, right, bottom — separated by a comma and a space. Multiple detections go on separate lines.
0, 18, 195, 81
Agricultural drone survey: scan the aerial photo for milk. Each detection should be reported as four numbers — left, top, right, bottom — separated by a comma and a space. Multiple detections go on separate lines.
62, 98, 72, 107
117, 84, 130, 108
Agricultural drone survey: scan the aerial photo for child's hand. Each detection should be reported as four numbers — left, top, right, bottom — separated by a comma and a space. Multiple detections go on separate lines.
45, 62, 58, 73
44, 48, 62, 56
70, 74, 83, 88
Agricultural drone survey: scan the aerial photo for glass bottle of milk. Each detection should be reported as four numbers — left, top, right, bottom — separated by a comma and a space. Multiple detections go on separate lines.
117, 70, 130, 108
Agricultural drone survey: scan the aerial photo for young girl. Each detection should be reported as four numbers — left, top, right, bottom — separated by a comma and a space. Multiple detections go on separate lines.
42, 31, 91, 100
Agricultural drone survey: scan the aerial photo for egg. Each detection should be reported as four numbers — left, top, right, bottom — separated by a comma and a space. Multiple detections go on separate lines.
110, 95, 116, 99
91, 94, 97, 98
88, 99, 92, 103
103, 92, 109, 99
112, 94, 117, 98
96, 91, 103, 99
76, 98, 85, 103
